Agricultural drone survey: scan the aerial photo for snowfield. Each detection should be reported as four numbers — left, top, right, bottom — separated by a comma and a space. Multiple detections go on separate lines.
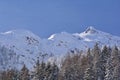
0, 27, 120, 70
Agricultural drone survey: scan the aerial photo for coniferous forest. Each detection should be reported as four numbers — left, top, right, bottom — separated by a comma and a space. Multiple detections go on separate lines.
0, 44, 120, 80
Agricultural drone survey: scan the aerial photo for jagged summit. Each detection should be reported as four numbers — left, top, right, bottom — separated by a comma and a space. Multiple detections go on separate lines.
84, 26, 98, 34
48, 27, 98, 41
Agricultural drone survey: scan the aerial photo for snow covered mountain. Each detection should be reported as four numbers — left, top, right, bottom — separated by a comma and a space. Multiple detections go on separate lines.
0, 27, 120, 70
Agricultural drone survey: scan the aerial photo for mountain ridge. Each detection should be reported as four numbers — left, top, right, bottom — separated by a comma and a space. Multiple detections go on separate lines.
0, 27, 120, 70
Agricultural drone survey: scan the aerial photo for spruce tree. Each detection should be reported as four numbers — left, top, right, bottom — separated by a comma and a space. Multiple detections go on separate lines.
93, 43, 103, 80
105, 57, 113, 80
84, 66, 95, 80
105, 46, 120, 80
45, 62, 52, 80
32, 58, 46, 80
97, 45, 110, 80
112, 46, 120, 80
84, 48, 95, 80
20, 64, 29, 80
47, 63, 59, 80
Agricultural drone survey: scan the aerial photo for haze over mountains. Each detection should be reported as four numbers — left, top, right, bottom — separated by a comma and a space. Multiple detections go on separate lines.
0, 27, 120, 70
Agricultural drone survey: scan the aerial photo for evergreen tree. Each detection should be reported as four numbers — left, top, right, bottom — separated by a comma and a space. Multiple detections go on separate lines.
53, 63, 59, 80
105, 46, 120, 80
20, 64, 29, 80
47, 63, 59, 80
0, 69, 20, 80
84, 66, 95, 80
84, 48, 95, 80
102, 45, 111, 60
32, 58, 46, 80
86, 48, 93, 67
112, 46, 120, 80
93, 43, 102, 80
97, 45, 110, 80
7, 69, 15, 80
105, 57, 114, 80
45, 62, 52, 80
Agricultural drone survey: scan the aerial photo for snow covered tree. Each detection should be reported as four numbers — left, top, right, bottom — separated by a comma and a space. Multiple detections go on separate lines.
84, 66, 95, 80
92, 43, 111, 80
105, 57, 114, 80
86, 48, 93, 67
112, 46, 120, 80
97, 45, 110, 80
105, 46, 120, 80
93, 43, 102, 80
113, 64, 120, 80
102, 45, 111, 61
84, 48, 95, 80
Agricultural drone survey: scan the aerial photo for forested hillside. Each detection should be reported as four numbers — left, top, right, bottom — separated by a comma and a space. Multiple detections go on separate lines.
0, 44, 120, 80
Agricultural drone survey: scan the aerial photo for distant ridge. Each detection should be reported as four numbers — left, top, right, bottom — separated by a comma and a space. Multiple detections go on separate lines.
0, 26, 120, 70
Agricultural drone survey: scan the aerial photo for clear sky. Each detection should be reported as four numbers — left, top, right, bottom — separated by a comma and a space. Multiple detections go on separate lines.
0, 0, 120, 38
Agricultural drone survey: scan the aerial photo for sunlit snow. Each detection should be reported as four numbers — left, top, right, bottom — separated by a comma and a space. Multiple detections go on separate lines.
0, 27, 120, 70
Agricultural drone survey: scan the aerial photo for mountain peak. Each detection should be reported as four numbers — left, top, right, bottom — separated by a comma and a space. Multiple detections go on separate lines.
0, 29, 41, 39
0, 28, 120, 70
84, 26, 98, 34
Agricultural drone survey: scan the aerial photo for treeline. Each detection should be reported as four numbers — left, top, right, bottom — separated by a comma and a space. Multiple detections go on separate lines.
0, 43, 120, 80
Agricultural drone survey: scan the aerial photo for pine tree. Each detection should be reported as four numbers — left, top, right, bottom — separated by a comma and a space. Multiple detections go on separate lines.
7, 69, 15, 80
112, 46, 120, 80
113, 64, 120, 80
0, 69, 20, 80
102, 45, 111, 60
45, 62, 52, 79
86, 48, 93, 67
93, 43, 102, 80
32, 58, 40, 80
105, 46, 120, 80
84, 48, 95, 80
52, 63, 59, 80
84, 66, 95, 80
97, 45, 110, 80
32, 58, 46, 80
20, 64, 29, 80
46, 63, 59, 80
105, 57, 114, 80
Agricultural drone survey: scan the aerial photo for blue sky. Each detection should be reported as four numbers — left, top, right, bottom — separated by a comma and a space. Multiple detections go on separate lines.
0, 0, 120, 38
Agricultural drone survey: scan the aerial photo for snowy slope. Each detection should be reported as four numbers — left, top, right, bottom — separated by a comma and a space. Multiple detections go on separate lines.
0, 27, 120, 70
0, 30, 42, 70
74, 27, 120, 47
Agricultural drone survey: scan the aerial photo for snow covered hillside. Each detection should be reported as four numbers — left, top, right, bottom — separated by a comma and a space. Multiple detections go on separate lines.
0, 27, 120, 70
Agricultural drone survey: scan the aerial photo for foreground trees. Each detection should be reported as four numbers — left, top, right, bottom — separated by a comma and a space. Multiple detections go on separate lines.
0, 44, 120, 80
